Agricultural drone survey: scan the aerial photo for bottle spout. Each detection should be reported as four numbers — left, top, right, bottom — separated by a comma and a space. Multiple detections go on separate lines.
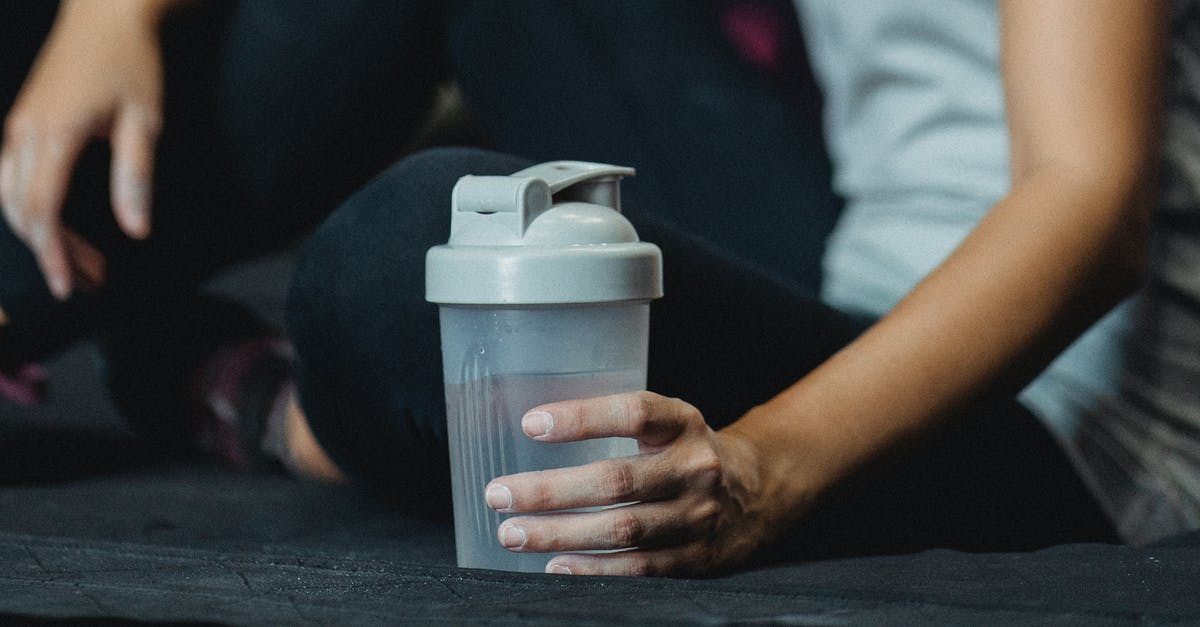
511, 161, 635, 212
429, 160, 661, 305
450, 161, 636, 243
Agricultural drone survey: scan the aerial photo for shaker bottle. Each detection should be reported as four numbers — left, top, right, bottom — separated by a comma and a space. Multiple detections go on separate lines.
426, 161, 663, 572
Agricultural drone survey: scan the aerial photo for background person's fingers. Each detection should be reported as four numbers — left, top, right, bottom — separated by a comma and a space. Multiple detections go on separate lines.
109, 105, 158, 239
28, 220, 72, 300
524, 391, 698, 447
0, 131, 38, 235
20, 132, 86, 299
63, 228, 106, 289
0, 134, 18, 216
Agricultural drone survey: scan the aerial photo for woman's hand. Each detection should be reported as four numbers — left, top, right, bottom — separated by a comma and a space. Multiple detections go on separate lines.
0, 0, 173, 300
484, 391, 805, 577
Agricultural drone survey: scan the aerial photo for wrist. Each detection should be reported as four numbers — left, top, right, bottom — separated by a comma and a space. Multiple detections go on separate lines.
721, 368, 906, 513
718, 399, 841, 527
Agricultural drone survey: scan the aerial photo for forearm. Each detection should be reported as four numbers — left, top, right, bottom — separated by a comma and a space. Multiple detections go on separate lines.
726, 169, 1153, 508
722, 0, 1166, 520
56, 0, 189, 28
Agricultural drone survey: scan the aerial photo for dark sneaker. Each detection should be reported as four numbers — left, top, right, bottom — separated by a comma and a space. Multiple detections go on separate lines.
101, 294, 290, 472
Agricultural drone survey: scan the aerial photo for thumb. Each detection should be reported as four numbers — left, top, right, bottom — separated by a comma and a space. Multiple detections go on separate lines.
109, 105, 160, 240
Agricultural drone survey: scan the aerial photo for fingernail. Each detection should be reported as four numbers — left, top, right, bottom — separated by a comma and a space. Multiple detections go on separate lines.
123, 184, 146, 211
485, 484, 513, 511
522, 411, 553, 439
498, 522, 527, 550
547, 563, 573, 575
48, 275, 70, 300
124, 190, 151, 234
115, 172, 150, 235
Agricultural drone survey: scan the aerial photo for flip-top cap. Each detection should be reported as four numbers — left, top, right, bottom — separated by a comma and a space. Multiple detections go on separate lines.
425, 161, 663, 305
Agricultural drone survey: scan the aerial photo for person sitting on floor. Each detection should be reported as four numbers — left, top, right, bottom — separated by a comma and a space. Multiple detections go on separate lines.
280, 0, 1200, 576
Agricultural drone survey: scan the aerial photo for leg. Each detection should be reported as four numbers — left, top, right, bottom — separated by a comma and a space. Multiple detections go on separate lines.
287, 148, 532, 503
276, 394, 347, 484
282, 146, 845, 494
778, 399, 1121, 560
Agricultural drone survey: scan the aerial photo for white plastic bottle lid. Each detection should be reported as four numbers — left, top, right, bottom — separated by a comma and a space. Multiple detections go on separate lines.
425, 161, 663, 305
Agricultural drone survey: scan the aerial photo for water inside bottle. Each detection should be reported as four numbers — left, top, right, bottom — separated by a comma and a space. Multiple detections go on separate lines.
445, 369, 642, 572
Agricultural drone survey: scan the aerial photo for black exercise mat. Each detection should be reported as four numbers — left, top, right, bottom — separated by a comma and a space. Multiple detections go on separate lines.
2, 418, 1198, 625
2, 379, 1198, 625
0, 447, 1196, 626
2, 522, 1198, 625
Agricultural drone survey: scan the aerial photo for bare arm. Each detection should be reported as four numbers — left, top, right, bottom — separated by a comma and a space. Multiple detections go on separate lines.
485, 0, 1167, 576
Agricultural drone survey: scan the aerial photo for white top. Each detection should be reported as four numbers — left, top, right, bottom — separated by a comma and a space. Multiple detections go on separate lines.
795, 0, 1200, 543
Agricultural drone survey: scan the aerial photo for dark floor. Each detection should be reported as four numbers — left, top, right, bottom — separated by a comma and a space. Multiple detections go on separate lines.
1, 252, 1198, 626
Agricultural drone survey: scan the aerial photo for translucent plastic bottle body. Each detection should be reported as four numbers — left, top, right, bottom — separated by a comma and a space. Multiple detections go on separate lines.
439, 304, 648, 572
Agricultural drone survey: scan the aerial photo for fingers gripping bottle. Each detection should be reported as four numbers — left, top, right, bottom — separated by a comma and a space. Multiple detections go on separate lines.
426, 161, 663, 572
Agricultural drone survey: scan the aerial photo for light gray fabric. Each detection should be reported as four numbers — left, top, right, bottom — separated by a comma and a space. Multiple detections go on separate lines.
796, 0, 1008, 314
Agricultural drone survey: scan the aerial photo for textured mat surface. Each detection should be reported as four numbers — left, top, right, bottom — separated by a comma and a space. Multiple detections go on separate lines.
0, 438, 1196, 625
2, 514, 1198, 625
5, 406, 1196, 626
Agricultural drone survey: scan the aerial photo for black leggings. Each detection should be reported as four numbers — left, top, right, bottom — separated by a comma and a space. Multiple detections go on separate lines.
287, 147, 1120, 561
